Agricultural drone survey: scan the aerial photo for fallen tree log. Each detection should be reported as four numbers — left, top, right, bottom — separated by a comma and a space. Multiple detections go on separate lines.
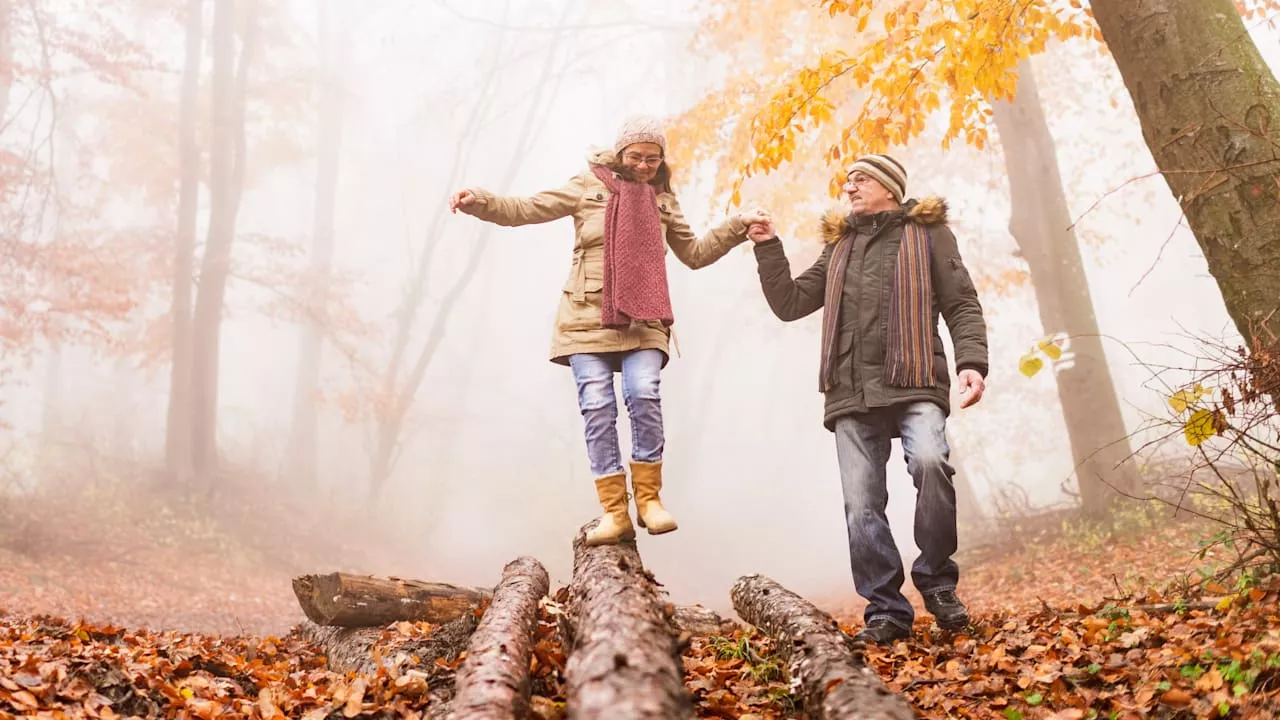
563, 523, 693, 719
292, 572, 492, 627
731, 574, 917, 720
296, 613, 479, 675
448, 556, 550, 720
671, 604, 737, 636
296, 612, 479, 718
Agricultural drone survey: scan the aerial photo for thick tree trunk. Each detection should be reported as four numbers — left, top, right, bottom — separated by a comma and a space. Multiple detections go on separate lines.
1090, 0, 1280, 398
165, 0, 202, 485
190, 0, 256, 490
730, 574, 916, 720
448, 557, 549, 720
292, 572, 492, 627
990, 57, 1141, 517
284, 0, 346, 488
564, 523, 693, 719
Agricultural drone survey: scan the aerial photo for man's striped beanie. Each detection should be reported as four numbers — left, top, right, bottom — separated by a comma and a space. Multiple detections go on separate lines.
847, 154, 907, 203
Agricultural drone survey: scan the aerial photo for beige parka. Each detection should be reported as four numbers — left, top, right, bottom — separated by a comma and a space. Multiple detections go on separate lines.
461, 150, 749, 366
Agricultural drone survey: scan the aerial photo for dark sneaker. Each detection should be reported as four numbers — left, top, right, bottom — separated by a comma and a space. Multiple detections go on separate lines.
923, 589, 971, 630
852, 619, 911, 645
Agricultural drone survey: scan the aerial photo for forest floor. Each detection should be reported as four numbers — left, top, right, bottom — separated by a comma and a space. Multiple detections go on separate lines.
2, 485, 1278, 719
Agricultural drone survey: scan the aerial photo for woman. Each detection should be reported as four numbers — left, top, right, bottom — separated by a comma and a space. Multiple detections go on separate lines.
449, 115, 766, 546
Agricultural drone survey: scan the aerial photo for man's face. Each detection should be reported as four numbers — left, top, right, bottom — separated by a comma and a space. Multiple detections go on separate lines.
842, 171, 896, 215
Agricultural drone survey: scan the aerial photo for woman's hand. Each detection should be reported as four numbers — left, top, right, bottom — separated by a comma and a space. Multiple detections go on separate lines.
737, 208, 771, 227
449, 189, 476, 213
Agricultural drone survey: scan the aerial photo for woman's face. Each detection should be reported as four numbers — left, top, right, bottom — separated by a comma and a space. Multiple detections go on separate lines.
619, 142, 664, 182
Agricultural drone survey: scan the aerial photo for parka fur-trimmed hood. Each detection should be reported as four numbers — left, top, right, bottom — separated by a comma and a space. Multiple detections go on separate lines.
586, 147, 619, 167
819, 196, 949, 244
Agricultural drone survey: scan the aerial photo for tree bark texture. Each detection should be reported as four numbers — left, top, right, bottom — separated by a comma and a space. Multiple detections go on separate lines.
164, 0, 202, 485
564, 523, 693, 719
990, 57, 1141, 516
292, 572, 492, 628
448, 557, 550, 720
1090, 0, 1280, 370
730, 574, 916, 720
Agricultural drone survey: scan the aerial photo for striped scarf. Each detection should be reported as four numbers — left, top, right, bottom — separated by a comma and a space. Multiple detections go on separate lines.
819, 219, 936, 392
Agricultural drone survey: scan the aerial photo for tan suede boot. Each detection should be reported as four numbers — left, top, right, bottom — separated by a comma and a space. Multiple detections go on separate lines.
584, 472, 636, 546
630, 461, 677, 535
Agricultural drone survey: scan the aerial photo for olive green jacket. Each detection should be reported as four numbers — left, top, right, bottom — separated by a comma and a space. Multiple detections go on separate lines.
753, 197, 989, 430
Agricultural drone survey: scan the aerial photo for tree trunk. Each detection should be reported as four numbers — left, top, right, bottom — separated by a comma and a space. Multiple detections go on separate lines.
284, 0, 346, 489
564, 523, 693, 719
190, 0, 256, 491
730, 574, 915, 720
448, 557, 549, 720
165, 0, 202, 486
990, 57, 1141, 517
1090, 0, 1280, 394
291, 572, 492, 627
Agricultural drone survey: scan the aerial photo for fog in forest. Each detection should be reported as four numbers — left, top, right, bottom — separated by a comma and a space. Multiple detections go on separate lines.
3, 0, 1279, 633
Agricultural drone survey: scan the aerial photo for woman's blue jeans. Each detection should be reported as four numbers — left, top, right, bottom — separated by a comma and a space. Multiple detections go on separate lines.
568, 350, 665, 477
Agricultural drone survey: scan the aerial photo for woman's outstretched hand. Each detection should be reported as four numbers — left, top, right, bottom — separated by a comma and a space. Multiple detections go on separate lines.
737, 208, 771, 228
449, 189, 476, 213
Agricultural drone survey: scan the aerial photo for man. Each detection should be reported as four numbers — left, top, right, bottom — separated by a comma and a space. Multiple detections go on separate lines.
745, 154, 989, 644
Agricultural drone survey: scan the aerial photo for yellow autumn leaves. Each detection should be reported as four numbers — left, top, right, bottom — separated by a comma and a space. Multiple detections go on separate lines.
1165, 383, 1228, 447
1018, 336, 1229, 446
1017, 334, 1066, 378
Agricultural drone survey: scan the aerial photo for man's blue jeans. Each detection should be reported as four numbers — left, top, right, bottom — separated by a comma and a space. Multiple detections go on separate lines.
568, 350, 665, 477
834, 401, 959, 630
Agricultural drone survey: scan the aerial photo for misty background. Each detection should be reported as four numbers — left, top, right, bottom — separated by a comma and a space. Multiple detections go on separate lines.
4, 0, 1279, 624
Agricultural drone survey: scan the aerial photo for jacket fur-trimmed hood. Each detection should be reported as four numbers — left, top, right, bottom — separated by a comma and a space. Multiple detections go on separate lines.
586, 147, 619, 167
819, 196, 949, 244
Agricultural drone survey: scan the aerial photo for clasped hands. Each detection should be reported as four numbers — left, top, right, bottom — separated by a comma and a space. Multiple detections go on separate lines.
738, 208, 776, 243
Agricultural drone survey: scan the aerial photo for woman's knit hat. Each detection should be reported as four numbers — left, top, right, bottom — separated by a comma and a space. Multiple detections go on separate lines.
614, 115, 667, 155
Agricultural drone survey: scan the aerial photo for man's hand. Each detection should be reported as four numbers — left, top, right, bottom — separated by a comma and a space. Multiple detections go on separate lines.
956, 369, 985, 409
449, 189, 476, 213
747, 221, 776, 243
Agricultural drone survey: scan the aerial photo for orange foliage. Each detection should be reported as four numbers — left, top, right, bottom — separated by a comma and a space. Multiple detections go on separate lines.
672, 0, 1094, 211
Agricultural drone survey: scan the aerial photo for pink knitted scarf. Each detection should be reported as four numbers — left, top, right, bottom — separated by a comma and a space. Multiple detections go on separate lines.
591, 166, 673, 329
